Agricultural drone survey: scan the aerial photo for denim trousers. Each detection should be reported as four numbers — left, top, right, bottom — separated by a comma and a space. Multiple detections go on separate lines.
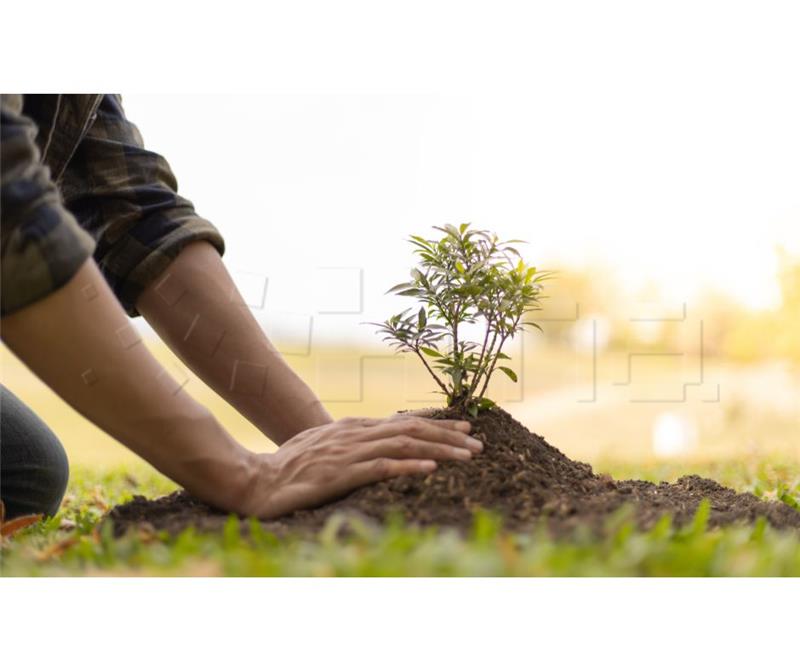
0, 385, 69, 519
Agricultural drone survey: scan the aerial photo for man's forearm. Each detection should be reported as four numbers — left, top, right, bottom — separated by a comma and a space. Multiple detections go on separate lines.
1, 259, 256, 512
136, 242, 333, 445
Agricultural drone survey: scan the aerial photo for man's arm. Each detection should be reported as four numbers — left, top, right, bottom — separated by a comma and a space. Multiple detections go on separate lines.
55, 96, 327, 443
2, 258, 481, 518
1, 95, 481, 519
136, 241, 332, 445
1, 258, 255, 513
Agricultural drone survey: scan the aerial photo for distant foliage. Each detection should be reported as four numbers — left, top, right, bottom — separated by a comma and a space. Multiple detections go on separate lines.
371, 223, 551, 415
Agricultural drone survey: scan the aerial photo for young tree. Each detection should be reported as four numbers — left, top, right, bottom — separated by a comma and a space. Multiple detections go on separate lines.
371, 224, 551, 416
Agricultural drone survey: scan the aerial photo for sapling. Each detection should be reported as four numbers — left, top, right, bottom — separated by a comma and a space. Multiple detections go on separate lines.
371, 223, 551, 416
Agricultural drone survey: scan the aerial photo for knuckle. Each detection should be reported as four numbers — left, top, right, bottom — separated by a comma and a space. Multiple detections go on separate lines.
408, 419, 426, 435
335, 428, 356, 442
396, 435, 413, 450
374, 458, 393, 477
327, 442, 348, 457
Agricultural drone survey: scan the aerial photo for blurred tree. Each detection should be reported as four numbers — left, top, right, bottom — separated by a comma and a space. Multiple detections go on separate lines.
721, 247, 800, 364
773, 248, 800, 363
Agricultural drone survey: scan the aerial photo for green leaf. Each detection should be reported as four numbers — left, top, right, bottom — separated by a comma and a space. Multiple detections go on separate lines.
689, 499, 711, 536
418, 307, 427, 327
779, 490, 799, 511
386, 282, 413, 294
419, 347, 441, 358
444, 223, 460, 237
409, 235, 432, 248
498, 366, 518, 382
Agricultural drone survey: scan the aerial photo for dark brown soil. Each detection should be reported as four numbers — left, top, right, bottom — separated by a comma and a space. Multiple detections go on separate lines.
108, 407, 800, 538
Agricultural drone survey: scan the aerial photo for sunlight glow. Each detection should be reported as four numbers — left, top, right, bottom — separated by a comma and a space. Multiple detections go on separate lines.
122, 65, 798, 333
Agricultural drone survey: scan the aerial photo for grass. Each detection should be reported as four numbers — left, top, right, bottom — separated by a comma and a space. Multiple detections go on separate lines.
2, 458, 798, 577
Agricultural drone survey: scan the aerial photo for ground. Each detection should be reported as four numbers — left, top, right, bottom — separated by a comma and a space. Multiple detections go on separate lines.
2, 457, 798, 576
2, 342, 798, 576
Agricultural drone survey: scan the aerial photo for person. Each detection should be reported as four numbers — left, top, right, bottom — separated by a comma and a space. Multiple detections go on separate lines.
0, 94, 482, 521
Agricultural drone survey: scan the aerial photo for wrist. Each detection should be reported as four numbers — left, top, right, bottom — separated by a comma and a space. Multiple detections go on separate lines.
233, 451, 278, 517
254, 397, 333, 446
148, 407, 260, 515
208, 445, 263, 516
279, 399, 333, 443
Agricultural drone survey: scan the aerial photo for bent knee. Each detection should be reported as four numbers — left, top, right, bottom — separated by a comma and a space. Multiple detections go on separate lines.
38, 434, 70, 517
1, 385, 70, 518
1, 432, 70, 519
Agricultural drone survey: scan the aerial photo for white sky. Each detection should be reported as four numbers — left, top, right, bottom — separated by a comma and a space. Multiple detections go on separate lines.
121, 9, 800, 342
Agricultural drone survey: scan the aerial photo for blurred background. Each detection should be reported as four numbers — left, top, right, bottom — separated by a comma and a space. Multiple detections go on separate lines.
3, 84, 799, 474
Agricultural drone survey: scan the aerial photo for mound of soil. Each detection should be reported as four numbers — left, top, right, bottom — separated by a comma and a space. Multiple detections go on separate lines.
108, 407, 800, 538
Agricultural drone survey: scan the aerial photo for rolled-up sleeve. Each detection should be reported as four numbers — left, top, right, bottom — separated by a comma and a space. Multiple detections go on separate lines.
59, 94, 225, 316
1, 94, 96, 316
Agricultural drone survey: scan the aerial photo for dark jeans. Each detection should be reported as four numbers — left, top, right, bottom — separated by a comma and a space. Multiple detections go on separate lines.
1, 385, 69, 519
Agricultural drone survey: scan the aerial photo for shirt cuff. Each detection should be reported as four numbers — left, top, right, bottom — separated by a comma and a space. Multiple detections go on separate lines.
104, 216, 226, 317
1, 204, 96, 316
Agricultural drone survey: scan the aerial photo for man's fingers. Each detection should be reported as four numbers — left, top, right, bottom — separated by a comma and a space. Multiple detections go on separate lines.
337, 415, 473, 434
355, 418, 483, 453
345, 458, 437, 490
355, 436, 474, 463
389, 414, 473, 433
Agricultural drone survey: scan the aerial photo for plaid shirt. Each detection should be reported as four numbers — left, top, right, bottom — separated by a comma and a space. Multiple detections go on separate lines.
1, 94, 224, 317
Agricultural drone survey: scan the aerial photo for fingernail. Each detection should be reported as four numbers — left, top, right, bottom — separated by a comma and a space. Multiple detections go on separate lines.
421, 460, 437, 472
455, 421, 471, 431
465, 436, 483, 451
454, 448, 472, 460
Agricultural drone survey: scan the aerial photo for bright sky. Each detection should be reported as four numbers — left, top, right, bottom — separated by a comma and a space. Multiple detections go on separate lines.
121, 10, 800, 341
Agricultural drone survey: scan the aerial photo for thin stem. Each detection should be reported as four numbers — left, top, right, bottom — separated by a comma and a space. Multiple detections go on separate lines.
467, 320, 495, 398
413, 348, 450, 397
451, 299, 462, 396
478, 313, 522, 399
477, 334, 507, 399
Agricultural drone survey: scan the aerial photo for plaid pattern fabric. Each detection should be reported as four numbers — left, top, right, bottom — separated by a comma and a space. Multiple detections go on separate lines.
1, 94, 225, 317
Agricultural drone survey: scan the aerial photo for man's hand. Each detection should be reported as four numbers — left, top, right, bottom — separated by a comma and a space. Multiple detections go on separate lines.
239, 415, 481, 519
